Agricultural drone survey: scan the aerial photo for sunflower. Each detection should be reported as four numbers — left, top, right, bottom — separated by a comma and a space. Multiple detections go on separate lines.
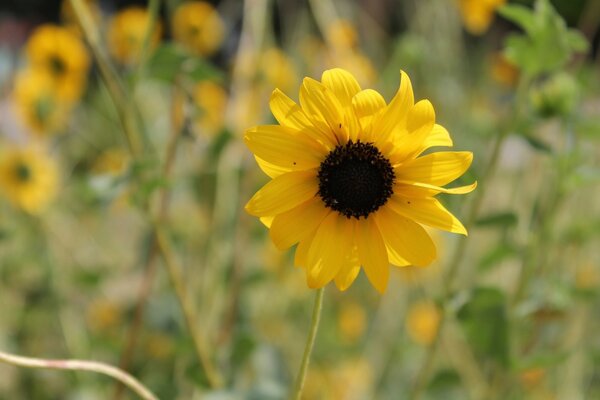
107, 7, 162, 65
244, 68, 475, 293
0, 146, 59, 214
457, 0, 506, 35
13, 68, 72, 136
171, 1, 225, 57
25, 24, 90, 101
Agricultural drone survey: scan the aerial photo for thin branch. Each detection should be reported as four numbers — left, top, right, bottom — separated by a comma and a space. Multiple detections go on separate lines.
0, 350, 158, 400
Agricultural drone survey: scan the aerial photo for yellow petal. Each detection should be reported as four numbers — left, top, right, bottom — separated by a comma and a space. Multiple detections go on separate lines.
255, 156, 290, 178
388, 195, 468, 235
356, 217, 390, 293
388, 99, 436, 163
374, 70, 414, 143
396, 151, 473, 187
300, 77, 347, 144
375, 207, 437, 267
321, 68, 361, 109
352, 89, 386, 139
245, 125, 326, 171
260, 216, 274, 227
270, 198, 330, 250
395, 181, 478, 197
306, 213, 354, 288
321, 69, 362, 142
295, 236, 312, 268
334, 246, 361, 291
270, 89, 335, 148
423, 124, 453, 148
245, 170, 317, 216
269, 88, 313, 131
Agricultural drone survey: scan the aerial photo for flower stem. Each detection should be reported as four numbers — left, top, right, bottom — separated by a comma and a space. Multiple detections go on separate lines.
152, 222, 224, 389
290, 287, 325, 400
0, 350, 158, 400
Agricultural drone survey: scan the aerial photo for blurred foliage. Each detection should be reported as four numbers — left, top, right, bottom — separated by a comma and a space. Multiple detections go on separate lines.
0, 0, 598, 399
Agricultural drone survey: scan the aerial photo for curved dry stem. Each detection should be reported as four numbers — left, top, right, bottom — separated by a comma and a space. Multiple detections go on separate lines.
0, 350, 158, 400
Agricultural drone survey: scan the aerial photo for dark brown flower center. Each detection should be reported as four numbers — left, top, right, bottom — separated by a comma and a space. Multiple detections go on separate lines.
49, 55, 67, 76
14, 162, 32, 182
317, 140, 395, 219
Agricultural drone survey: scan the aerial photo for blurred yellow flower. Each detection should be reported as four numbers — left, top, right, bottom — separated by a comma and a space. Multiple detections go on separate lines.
327, 19, 358, 50
13, 68, 73, 135
91, 148, 130, 176
260, 48, 298, 93
405, 301, 441, 346
519, 367, 546, 389
575, 262, 599, 290
87, 299, 122, 332
0, 145, 59, 214
108, 7, 162, 65
145, 332, 175, 360
457, 0, 506, 35
491, 52, 519, 87
193, 80, 228, 136
25, 23, 90, 100
330, 50, 376, 87
337, 301, 367, 343
172, 1, 225, 57
330, 358, 373, 399
245, 68, 475, 292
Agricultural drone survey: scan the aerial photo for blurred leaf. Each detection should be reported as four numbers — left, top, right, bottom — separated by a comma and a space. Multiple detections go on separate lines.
478, 242, 520, 271
148, 44, 223, 83
566, 166, 600, 190
457, 287, 510, 367
475, 212, 518, 227
499, 0, 589, 76
522, 134, 553, 153
517, 352, 568, 370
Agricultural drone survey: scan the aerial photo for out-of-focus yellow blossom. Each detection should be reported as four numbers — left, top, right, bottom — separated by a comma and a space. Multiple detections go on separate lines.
193, 80, 228, 136
107, 7, 162, 65
25, 24, 90, 100
13, 68, 72, 135
457, 0, 506, 35
0, 145, 58, 214
60, 0, 101, 37
327, 19, 358, 50
330, 358, 373, 399
330, 50, 376, 87
260, 48, 298, 93
519, 368, 546, 389
172, 1, 225, 57
405, 301, 441, 346
337, 301, 367, 343
87, 299, 122, 332
91, 148, 130, 176
575, 262, 599, 290
145, 332, 175, 360
491, 52, 519, 87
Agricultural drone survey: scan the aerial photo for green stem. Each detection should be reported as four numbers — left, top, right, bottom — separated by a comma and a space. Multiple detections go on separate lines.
290, 288, 325, 400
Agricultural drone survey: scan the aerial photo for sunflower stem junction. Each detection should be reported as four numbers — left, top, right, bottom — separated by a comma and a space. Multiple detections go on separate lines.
290, 287, 325, 400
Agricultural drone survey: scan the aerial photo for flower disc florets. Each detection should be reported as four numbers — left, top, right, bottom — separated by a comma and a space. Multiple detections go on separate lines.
317, 140, 395, 219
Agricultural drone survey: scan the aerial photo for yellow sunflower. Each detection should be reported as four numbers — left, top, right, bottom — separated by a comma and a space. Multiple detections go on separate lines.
25, 23, 90, 101
171, 1, 225, 57
107, 7, 162, 65
0, 146, 59, 214
457, 0, 506, 35
244, 68, 475, 293
13, 68, 72, 136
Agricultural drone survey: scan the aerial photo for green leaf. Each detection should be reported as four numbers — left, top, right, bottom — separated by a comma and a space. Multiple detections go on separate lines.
522, 134, 553, 153
147, 44, 223, 83
478, 243, 520, 271
500, 0, 588, 76
475, 212, 518, 227
457, 287, 510, 367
